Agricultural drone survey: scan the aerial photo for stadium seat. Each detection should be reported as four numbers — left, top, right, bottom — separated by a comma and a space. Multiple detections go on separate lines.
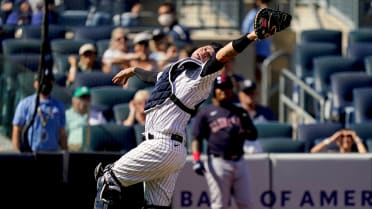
259, 138, 305, 153
365, 55, 372, 75
295, 42, 341, 82
72, 25, 113, 41
19, 25, 66, 40
113, 102, 130, 124
58, 10, 89, 26
83, 124, 137, 152
96, 39, 110, 58
255, 122, 293, 139
70, 71, 116, 91
352, 87, 372, 124
300, 29, 343, 55
346, 42, 372, 71
51, 39, 95, 57
297, 122, 343, 152
330, 72, 372, 123
313, 55, 360, 97
51, 84, 73, 109
347, 28, 372, 44
90, 86, 136, 121
2, 39, 42, 55
365, 138, 372, 152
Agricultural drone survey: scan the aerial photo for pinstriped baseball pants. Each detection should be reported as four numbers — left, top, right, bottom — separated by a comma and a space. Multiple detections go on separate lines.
111, 138, 187, 206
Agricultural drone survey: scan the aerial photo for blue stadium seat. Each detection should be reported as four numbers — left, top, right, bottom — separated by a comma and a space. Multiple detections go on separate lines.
365, 55, 372, 75
2, 39, 42, 55
297, 122, 343, 152
58, 10, 89, 26
352, 87, 372, 124
255, 122, 293, 139
20, 25, 66, 40
113, 102, 130, 124
330, 72, 372, 123
70, 71, 116, 91
83, 124, 137, 152
313, 55, 360, 97
127, 75, 155, 92
346, 42, 372, 71
259, 138, 305, 153
347, 28, 372, 44
300, 29, 342, 55
96, 39, 110, 58
72, 26, 113, 41
295, 42, 341, 82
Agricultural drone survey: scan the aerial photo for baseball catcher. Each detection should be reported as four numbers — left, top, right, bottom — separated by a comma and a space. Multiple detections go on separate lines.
94, 7, 291, 209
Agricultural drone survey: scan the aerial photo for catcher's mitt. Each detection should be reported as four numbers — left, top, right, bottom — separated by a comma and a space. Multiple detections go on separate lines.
254, 8, 292, 39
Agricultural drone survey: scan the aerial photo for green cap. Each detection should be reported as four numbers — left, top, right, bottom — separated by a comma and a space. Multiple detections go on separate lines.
73, 86, 91, 98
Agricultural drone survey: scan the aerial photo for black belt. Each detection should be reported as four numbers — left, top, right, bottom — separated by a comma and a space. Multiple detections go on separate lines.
147, 133, 183, 143
211, 153, 242, 161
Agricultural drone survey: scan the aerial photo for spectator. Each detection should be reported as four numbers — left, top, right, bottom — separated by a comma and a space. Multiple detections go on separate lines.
128, 31, 159, 72
310, 129, 367, 153
191, 74, 257, 209
0, 0, 20, 23
238, 79, 276, 123
122, 89, 150, 126
31, 0, 59, 25
113, 2, 142, 27
11, 70, 67, 152
102, 27, 139, 74
150, 28, 179, 70
157, 2, 192, 49
6, 0, 33, 25
241, 0, 271, 82
66, 43, 102, 86
66, 86, 107, 151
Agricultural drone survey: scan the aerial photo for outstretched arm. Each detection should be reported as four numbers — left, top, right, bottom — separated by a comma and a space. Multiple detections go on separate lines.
216, 31, 257, 63
112, 67, 159, 87
201, 32, 257, 76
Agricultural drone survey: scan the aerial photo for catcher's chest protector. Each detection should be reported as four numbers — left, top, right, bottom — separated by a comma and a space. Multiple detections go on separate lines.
145, 58, 200, 112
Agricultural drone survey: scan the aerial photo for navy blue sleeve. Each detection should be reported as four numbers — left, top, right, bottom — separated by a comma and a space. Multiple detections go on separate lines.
200, 56, 225, 77
191, 111, 209, 142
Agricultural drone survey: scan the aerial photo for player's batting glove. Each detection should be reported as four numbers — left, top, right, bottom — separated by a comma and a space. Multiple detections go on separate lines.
193, 160, 206, 176
254, 8, 292, 39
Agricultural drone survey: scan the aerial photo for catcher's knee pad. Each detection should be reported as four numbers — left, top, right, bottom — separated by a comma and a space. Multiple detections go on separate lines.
143, 205, 171, 209
94, 164, 122, 209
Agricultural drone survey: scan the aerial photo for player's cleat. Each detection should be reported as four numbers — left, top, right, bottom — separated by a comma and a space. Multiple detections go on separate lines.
254, 8, 292, 39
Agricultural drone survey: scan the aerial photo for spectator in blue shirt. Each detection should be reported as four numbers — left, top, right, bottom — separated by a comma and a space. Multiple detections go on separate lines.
12, 70, 67, 152
238, 79, 276, 123
6, 0, 32, 25
241, 0, 271, 82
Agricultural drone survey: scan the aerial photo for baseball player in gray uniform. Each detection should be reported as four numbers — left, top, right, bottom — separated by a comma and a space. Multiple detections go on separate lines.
93, 8, 291, 209
191, 74, 257, 209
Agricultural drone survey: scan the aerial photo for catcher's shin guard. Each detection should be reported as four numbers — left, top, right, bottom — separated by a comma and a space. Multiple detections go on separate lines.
94, 163, 122, 209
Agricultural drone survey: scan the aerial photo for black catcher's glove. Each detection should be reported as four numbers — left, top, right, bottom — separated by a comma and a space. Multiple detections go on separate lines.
254, 8, 292, 39
192, 160, 206, 176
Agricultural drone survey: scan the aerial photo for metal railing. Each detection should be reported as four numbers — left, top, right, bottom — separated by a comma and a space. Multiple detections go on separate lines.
260, 50, 292, 106
278, 68, 326, 124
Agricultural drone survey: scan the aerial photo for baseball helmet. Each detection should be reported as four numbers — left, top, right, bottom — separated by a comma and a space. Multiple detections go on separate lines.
213, 74, 233, 90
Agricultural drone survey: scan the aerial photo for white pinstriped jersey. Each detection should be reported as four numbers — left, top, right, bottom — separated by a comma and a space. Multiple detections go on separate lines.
144, 58, 221, 140
112, 57, 221, 206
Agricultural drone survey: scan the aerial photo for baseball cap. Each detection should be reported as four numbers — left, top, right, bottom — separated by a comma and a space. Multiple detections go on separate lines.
213, 74, 233, 90
79, 43, 96, 56
133, 32, 152, 45
73, 86, 91, 98
241, 79, 256, 95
